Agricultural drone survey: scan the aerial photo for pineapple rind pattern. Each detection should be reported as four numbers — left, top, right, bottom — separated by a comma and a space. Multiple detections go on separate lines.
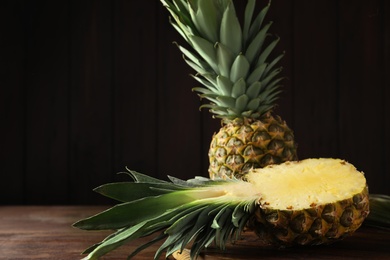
247, 186, 370, 246
209, 113, 298, 179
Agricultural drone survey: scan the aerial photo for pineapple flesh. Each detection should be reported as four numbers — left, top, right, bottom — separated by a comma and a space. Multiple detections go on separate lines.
74, 158, 369, 260
161, 0, 298, 179
246, 158, 369, 246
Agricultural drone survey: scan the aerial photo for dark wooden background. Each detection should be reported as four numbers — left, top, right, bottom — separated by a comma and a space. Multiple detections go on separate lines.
1, 0, 389, 204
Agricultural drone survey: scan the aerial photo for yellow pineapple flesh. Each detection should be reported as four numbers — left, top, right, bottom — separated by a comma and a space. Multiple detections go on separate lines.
245, 158, 369, 246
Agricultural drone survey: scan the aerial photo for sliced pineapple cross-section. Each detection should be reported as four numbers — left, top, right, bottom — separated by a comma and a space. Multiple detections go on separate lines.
74, 158, 369, 260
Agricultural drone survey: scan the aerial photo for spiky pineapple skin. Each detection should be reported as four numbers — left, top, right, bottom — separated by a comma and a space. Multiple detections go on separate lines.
209, 112, 298, 179
246, 186, 369, 246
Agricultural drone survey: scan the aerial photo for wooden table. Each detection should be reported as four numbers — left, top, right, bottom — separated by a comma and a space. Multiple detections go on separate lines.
0, 206, 389, 260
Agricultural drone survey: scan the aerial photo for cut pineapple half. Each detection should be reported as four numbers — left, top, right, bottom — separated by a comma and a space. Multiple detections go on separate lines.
74, 158, 369, 260
246, 158, 367, 210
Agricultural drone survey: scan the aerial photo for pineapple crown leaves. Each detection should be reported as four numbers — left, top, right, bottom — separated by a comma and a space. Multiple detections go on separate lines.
161, 0, 284, 120
365, 194, 390, 229
73, 170, 256, 260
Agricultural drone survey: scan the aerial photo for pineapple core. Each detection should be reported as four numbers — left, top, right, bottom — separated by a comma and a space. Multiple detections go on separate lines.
213, 158, 366, 211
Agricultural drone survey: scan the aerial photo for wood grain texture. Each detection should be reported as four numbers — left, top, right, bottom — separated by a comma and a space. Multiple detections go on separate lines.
0, 206, 389, 260
1, 0, 389, 204
338, 0, 385, 194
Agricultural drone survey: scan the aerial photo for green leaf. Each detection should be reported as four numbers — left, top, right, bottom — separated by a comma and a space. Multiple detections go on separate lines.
261, 67, 283, 87
230, 55, 250, 83
163, 0, 198, 37
216, 75, 233, 96
243, 0, 256, 44
83, 222, 148, 260
177, 44, 209, 70
181, 204, 217, 247
166, 205, 207, 236
216, 95, 236, 109
81, 229, 123, 254
231, 78, 246, 98
189, 35, 219, 73
191, 224, 216, 258
126, 169, 168, 184
246, 98, 261, 111
192, 87, 215, 96
211, 204, 231, 229
94, 182, 179, 202
216, 42, 235, 77
365, 194, 390, 228
245, 22, 272, 64
246, 81, 262, 99
155, 232, 183, 259
168, 17, 190, 42
127, 232, 168, 259
248, 2, 270, 43
183, 57, 209, 75
247, 63, 267, 85
262, 52, 284, 80
190, 0, 219, 43
191, 74, 218, 92
256, 37, 280, 68
73, 191, 195, 230
167, 175, 194, 187
235, 94, 249, 113
220, 1, 242, 55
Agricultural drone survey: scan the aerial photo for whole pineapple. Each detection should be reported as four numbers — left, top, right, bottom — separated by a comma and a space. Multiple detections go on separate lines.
161, 0, 298, 179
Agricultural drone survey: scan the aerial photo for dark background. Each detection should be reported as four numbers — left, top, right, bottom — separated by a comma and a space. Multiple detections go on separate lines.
1, 0, 389, 204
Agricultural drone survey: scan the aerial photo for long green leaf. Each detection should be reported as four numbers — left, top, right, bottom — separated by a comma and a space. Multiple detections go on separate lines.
189, 35, 219, 73
246, 81, 262, 99
365, 194, 390, 228
247, 63, 268, 85
231, 78, 246, 98
94, 182, 180, 202
177, 44, 208, 69
73, 191, 195, 230
243, 0, 256, 44
216, 75, 232, 96
191, 74, 218, 92
245, 22, 272, 64
127, 232, 168, 259
84, 222, 148, 260
191, 0, 219, 43
230, 55, 250, 83
248, 1, 270, 43
126, 169, 168, 184
216, 42, 235, 77
256, 37, 280, 68
235, 94, 249, 113
220, 0, 242, 55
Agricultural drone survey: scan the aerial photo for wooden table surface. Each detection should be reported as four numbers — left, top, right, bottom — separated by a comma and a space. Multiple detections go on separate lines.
0, 206, 389, 260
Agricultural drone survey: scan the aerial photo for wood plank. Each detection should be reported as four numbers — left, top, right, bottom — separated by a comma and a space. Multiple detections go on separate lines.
384, 0, 390, 195
292, 0, 339, 159
267, 0, 295, 127
68, 0, 114, 203
21, 1, 70, 204
0, 0, 25, 204
1, 0, 389, 204
111, 1, 159, 180
156, 4, 204, 180
0, 206, 389, 259
338, 0, 385, 194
